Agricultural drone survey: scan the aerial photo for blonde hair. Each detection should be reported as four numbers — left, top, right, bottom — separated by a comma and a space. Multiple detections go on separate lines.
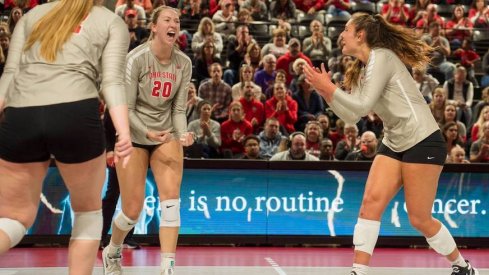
24, 0, 95, 62
149, 6, 180, 40
475, 105, 489, 139
344, 13, 434, 90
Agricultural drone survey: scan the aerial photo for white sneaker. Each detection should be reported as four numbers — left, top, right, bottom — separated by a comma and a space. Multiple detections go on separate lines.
102, 246, 123, 275
161, 267, 174, 275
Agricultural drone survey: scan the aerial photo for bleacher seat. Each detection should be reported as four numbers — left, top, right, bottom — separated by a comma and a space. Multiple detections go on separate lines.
350, 1, 376, 14
473, 30, 489, 57
325, 13, 351, 27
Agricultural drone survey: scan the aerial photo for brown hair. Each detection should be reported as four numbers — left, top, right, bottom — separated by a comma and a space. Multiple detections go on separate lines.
344, 13, 434, 90
149, 6, 180, 40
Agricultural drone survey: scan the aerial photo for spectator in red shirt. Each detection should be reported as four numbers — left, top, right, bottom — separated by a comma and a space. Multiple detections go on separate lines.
239, 81, 265, 133
415, 4, 445, 35
276, 38, 312, 85
453, 39, 481, 86
381, 0, 410, 26
220, 101, 253, 158
265, 82, 298, 134
294, 0, 325, 15
445, 5, 473, 50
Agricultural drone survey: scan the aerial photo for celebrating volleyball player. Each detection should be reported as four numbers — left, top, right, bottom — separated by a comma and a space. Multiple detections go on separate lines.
0, 0, 132, 274
102, 6, 193, 275
304, 13, 478, 275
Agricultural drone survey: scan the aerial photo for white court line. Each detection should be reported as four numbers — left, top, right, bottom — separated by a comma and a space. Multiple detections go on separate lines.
265, 257, 287, 275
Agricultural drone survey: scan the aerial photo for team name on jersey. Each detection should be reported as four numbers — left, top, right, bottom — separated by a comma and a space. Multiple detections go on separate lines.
149, 71, 176, 82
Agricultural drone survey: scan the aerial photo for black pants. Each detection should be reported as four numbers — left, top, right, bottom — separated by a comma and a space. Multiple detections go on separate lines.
101, 166, 135, 241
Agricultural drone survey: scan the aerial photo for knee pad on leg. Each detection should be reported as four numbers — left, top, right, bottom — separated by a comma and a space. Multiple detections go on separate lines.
160, 199, 180, 227
353, 218, 381, 255
113, 211, 138, 232
0, 218, 26, 248
71, 209, 103, 240
426, 223, 457, 256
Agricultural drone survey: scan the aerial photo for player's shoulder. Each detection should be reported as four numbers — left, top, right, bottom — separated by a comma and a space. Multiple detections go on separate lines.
173, 47, 192, 67
127, 43, 151, 62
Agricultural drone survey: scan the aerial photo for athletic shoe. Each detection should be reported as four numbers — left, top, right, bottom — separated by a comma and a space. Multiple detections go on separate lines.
102, 246, 122, 275
123, 238, 141, 249
161, 268, 174, 275
452, 260, 479, 275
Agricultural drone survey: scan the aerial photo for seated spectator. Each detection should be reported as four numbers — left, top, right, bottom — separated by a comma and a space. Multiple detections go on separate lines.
264, 69, 287, 99
7, 7, 23, 34
270, 132, 319, 160
242, 42, 262, 72
293, 74, 325, 131
469, 121, 489, 162
236, 8, 253, 25
191, 18, 224, 58
468, 0, 489, 28
442, 121, 465, 159
445, 5, 473, 51
441, 102, 467, 142
319, 138, 336, 160
0, 22, 9, 35
331, 55, 354, 89
269, 0, 297, 22
259, 117, 285, 159
482, 48, 489, 88
334, 123, 360, 160
443, 65, 474, 126
3, 0, 38, 11
179, 0, 204, 20
416, 4, 445, 35
186, 101, 221, 158
448, 144, 470, 163
289, 58, 308, 94
125, 9, 149, 51
198, 63, 233, 122
359, 112, 384, 139
294, 0, 325, 14
472, 87, 489, 125
381, 0, 410, 26
115, 0, 146, 25
220, 101, 253, 158
0, 32, 10, 58
242, 135, 265, 159
412, 67, 439, 103
304, 121, 323, 158
276, 38, 312, 85
325, 0, 351, 16
212, 0, 237, 38
224, 25, 256, 86
239, 81, 265, 133
254, 54, 277, 96
302, 20, 332, 68
200, 0, 220, 17
194, 41, 222, 86
345, 131, 378, 161
452, 39, 480, 87
261, 29, 288, 59
186, 82, 203, 123
422, 21, 456, 83
265, 82, 298, 135
241, 0, 268, 21
115, 0, 153, 13
317, 114, 333, 140
470, 105, 489, 142
408, 0, 430, 27
429, 87, 447, 124
329, 118, 345, 150
232, 64, 262, 101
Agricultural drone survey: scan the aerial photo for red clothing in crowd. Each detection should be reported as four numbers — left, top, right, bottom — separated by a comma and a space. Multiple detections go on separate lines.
381, 4, 410, 26
4, 0, 38, 9
220, 119, 253, 155
239, 98, 265, 132
276, 52, 313, 85
265, 95, 298, 134
293, 0, 325, 12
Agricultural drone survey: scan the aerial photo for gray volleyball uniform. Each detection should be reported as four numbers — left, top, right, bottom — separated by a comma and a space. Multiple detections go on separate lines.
125, 43, 192, 145
0, 2, 129, 109
328, 48, 439, 152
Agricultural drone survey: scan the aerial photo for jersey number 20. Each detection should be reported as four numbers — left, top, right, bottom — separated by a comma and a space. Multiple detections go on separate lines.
152, 81, 172, 98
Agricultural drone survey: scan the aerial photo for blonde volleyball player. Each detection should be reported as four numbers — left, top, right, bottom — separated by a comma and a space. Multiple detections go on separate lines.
0, 0, 132, 274
304, 13, 478, 275
102, 6, 193, 275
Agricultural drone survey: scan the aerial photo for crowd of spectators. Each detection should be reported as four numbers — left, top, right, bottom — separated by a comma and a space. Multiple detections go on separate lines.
1, 0, 489, 163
